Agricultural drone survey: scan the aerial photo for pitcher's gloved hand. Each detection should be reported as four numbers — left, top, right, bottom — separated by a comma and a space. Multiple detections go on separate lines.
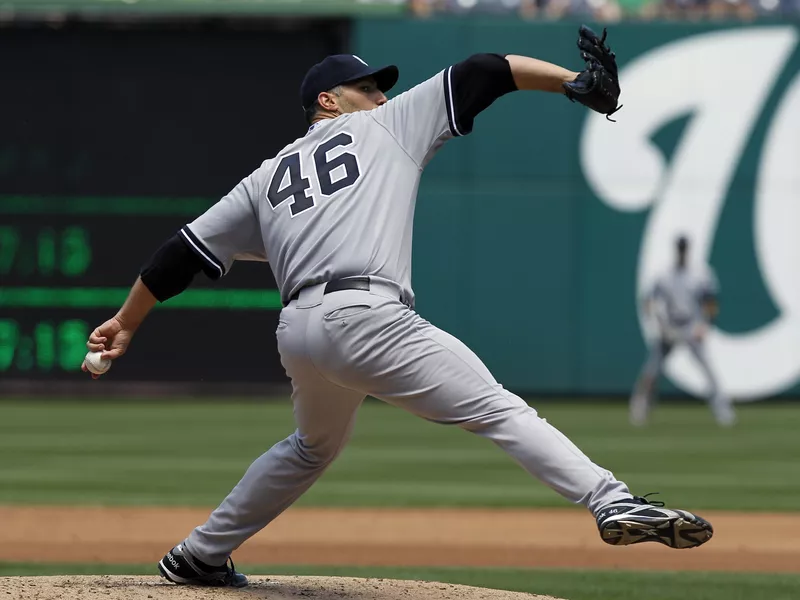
563, 25, 622, 121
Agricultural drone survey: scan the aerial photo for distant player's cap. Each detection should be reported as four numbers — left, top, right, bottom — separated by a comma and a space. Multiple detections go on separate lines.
677, 235, 689, 251
300, 54, 399, 111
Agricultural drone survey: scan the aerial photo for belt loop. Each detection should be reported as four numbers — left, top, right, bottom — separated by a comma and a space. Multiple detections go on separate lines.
296, 282, 326, 308
368, 279, 403, 304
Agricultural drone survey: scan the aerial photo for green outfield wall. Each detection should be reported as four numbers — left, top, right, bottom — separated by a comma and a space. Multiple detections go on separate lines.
356, 20, 800, 399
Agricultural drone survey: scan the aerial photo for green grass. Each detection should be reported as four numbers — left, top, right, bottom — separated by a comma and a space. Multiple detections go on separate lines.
1, 563, 797, 600
1, 398, 799, 510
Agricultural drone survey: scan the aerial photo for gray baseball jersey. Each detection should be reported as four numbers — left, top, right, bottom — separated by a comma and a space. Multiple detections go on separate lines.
650, 265, 718, 328
180, 72, 457, 307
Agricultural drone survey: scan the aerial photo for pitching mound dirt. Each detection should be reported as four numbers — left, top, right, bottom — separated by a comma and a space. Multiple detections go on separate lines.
1, 576, 565, 600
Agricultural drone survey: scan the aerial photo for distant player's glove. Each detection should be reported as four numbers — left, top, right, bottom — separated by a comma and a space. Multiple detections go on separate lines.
563, 25, 622, 121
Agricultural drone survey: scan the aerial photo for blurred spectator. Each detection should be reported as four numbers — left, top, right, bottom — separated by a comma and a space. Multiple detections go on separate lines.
409, 0, 795, 20
410, 0, 624, 18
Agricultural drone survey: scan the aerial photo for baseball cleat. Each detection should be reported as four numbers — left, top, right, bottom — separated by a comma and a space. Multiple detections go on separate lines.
596, 495, 713, 549
158, 544, 248, 587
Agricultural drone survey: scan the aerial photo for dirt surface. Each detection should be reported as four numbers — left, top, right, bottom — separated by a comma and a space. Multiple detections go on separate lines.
1, 506, 799, 573
0, 576, 565, 600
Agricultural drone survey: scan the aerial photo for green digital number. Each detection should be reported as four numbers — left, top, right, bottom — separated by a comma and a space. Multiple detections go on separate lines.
61, 226, 92, 276
58, 320, 89, 371
0, 319, 89, 372
0, 226, 92, 277
0, 226, 20, 275
0, 319, 19, 370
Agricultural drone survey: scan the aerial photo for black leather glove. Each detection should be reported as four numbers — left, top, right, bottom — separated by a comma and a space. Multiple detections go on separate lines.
563, 25, 622, 121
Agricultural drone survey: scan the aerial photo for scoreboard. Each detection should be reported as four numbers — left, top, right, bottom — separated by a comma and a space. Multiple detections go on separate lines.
0, 19, 347, 385
0, 196, 285, 383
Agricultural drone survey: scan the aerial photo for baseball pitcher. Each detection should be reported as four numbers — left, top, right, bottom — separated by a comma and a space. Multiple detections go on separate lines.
83, 27, 713, 587
631, 235, 735, 427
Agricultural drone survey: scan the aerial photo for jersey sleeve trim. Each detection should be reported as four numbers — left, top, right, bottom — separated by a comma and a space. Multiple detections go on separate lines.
180, 225, 225, 278
443, 66, 464, 137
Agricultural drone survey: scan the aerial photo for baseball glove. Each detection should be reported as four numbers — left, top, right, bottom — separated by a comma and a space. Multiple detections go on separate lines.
563, 25, 622, 121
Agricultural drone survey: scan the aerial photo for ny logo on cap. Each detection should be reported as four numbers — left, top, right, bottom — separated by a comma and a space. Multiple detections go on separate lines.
352, 55, 368, 66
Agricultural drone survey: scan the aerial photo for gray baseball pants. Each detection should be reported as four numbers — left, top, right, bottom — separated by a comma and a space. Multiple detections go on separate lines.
185, 279, 631, 566
631, 332, 734, 425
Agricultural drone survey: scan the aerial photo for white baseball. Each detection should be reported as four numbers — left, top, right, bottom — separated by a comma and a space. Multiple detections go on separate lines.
84, 351, 112, 375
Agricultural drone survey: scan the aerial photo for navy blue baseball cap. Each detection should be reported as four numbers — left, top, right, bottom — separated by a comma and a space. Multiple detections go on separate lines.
300, 54, 399, 111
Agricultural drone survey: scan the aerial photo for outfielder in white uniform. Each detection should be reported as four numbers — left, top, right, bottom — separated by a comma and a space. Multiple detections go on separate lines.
630, 236, 736, 427
83, 29, 714, 588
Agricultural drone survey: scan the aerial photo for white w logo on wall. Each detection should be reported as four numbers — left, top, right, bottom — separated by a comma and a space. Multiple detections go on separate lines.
581, 27, 800, 401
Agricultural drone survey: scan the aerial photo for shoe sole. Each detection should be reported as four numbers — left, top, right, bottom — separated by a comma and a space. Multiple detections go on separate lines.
600, 514, 713, 549
157, 560, 248, 588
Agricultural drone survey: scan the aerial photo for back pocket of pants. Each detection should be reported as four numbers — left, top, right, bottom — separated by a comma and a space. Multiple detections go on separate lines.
323, 304, 371, 321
